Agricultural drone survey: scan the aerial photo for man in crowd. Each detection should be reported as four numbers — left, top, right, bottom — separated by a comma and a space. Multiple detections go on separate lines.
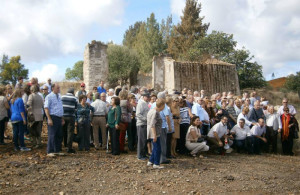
136, 90, 150, 160
44, 83, 65, 157
277, 98, 297, 116
230, 118, 251, 153
91, 92, 108, 150
207, 116, 233, 154
249, 118, 267, 154
15, 76, 24, 89
61, 88, 78, 154
42, 86, 49, 99
249, 101, 265, 123
97, 80, 107, 94
43, 78, 52, 94
76, 83, 87, 99
200, 89, 205, 98
106, 88, 115, 104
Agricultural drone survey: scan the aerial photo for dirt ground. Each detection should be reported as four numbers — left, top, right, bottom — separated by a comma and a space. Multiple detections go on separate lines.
1, 124, 300, 195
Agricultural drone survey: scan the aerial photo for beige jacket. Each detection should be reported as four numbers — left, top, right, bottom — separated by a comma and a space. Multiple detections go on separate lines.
27, 93, 44, 121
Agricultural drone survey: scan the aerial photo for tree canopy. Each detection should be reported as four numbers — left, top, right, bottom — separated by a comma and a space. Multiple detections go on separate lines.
0, 55, 28, 86
107, 44, 140, 87
284, 71, 300, 98
65, 61, 84, 81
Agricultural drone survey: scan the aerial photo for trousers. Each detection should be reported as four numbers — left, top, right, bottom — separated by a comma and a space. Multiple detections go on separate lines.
92, 116, 107, 149
160, 128, 167, 163
47, 115, 62, 154
62, 116, 75, 149
137, 125, 147, 159
150, 137, 161, 165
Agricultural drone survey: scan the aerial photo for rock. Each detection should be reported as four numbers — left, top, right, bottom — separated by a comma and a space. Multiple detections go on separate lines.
75, 178, 80, 182
224, 175, 235, 181
59, 191, 64, 195
138, 170, 142, 174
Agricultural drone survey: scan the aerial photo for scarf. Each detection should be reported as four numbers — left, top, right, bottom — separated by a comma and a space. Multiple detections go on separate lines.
281, 114, 291, 141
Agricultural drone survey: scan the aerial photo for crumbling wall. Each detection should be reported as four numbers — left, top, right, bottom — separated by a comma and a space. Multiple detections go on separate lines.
152, 56, 240, 95
83, 41, 108, 92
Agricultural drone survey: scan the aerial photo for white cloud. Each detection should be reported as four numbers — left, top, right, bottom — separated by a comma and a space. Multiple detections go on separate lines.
170, 0, 300, 78
0, 0, 125, 62
31, 64, 64, 82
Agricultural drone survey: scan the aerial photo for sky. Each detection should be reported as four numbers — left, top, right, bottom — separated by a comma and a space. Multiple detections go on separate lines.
0, 0, 299, 82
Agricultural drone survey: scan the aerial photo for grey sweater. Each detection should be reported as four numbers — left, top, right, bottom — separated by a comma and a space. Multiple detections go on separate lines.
136, 99, 150, 126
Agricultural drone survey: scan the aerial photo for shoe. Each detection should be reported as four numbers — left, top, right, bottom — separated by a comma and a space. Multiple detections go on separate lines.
4, 135, 10, 139
47, 153, 56, 157
78, 148, 83, 151
95, 147, 100, 150
226, 148, 233, 154
147, 161, 153, 166
161, 160, 171, 164
85, 148, 90, 151
190, 153, 197, 157
153, 164, 164, 169
34, 145, 41, 149
14, 147, 20, 152
121, 150, 128, 154
168, 155, 176, 159
57, 152, 66, 156
89, 143, 95, 147
67, 149, 76, 153
24, 136, 31, 141
20, 147, 31, 152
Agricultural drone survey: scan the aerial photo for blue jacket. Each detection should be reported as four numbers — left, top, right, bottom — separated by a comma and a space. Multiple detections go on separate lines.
11, 98, 26, 122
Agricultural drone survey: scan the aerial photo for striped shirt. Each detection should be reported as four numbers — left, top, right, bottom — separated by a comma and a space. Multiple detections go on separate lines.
61, 93, 78, 117
180, 107, 190, 124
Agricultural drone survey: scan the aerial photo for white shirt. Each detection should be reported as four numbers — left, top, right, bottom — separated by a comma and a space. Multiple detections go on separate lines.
91, 99, 108, 116
234, 105, 242, 116
277, 105, 297, 116
208, 122, 227, 138
231, 124, 251, 140
265, 113, 282, 130
250, 124, 266, 136
237, 113, 252, 127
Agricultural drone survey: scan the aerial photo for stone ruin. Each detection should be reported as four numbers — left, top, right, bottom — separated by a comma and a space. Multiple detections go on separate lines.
152, 55, 241, 95
83, 41, 240, 95
83, 41, 109, 92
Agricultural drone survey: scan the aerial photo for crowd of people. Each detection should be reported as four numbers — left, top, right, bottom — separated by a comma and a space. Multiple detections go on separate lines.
0, 77, 299, 169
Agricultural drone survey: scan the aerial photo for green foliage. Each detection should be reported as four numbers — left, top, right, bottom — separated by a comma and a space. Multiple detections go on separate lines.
160, 15, 173, 52
123, 13, 164, 73
65, 60, 83, 81
188, 31, 236, 61
168, 0, 209, 59
107, 44, 140, 87
0, 55, 28, 86
285, 71, 300, 97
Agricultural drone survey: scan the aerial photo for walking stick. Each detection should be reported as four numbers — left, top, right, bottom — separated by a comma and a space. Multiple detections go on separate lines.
106, 130, 110, 153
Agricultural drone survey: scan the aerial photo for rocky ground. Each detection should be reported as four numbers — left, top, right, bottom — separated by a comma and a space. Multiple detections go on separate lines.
1, 125, 300, 195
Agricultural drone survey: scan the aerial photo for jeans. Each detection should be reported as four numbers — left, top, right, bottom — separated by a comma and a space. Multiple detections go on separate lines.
137, 125, 147, 159
0, 118, 5, 143
248, 136, 265, 154
201, 124, 210, 136
13, 121, 25, 148
150, 137, 161, 165
233, 139, 246, 152
47, 115, 63, 154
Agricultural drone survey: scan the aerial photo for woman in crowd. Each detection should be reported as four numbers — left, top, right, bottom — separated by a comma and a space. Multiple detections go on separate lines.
10, 89, 31, 151
178, 98, 191, 154
86, 92, 94, 105
107, 97, 121, 155
127, 94, 137, 151
119, 90, 132, 153
165, 96, 175, 158
0, 87, 10, 145
76, 95, 94, 151
27, 85, 44, 148
22, 84, 31, 139
205, 100, 216, 127
5, 84, 14, 139
148, 94, 157, 108
279, 106, 297, 156
171, 96, 180, 157
185, 116, 209, 157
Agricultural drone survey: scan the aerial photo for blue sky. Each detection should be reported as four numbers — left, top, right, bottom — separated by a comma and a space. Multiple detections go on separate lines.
0, 0, 299, 82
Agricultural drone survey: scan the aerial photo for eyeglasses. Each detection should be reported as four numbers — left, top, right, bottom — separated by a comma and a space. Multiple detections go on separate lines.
43, 89, 47, 90
101, 96, 106, 97
283, 102, 288, 103
284, 110, 289, 112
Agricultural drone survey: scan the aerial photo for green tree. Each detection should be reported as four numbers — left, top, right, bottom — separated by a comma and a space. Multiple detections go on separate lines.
188, 31, 237, 61
123, 13, 164, 73
0, 55, 28, 86
160, 15, 173, 52
168, 0, 209, 59
0, 54, 9, 84
65, 60, 83, 81
285, 71, 300, 98
225, 48, 266, 89
107, 44, 140, 86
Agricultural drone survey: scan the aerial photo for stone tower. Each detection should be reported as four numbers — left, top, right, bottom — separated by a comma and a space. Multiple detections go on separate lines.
83, 40, 108, 92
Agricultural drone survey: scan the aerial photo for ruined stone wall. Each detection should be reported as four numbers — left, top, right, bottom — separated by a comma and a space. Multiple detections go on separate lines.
152, 56, 240, 95
83, 41, 108, 92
